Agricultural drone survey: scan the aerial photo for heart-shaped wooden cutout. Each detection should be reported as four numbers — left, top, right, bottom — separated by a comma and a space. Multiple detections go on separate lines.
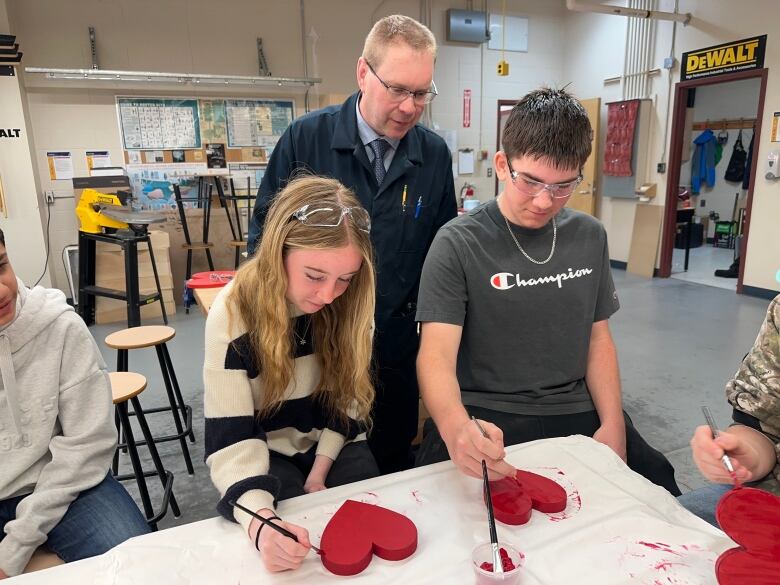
488, 469, 568, 525
320, 499, 418, 576
715, 486, 780, 585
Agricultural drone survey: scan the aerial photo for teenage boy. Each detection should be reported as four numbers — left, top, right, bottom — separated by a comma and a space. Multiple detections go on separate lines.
0, 229, 148, 578
414, 88, 680, 495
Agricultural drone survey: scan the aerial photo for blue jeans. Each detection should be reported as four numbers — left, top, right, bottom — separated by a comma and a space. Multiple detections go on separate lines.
0, 473, 150, 563
677, 483, 731, 528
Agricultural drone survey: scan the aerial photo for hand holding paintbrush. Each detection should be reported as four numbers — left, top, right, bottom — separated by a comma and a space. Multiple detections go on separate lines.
230, 500, 321, 572
473, 417, 505, 575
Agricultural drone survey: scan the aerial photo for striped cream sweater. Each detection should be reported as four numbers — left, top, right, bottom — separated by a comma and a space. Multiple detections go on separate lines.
204, 282, 366, 534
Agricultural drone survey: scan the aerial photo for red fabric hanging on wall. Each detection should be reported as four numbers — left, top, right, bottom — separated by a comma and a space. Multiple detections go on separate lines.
604, 100, 640, 177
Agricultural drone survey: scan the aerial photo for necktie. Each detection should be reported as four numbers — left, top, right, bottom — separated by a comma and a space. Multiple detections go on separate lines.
369, 138, 389, 185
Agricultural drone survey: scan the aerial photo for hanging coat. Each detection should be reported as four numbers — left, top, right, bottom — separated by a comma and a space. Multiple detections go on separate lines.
691, 129, 717, 194
742, 132, 755, 190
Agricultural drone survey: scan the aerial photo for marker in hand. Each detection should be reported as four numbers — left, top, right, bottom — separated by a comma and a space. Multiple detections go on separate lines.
701, 406, 740, 486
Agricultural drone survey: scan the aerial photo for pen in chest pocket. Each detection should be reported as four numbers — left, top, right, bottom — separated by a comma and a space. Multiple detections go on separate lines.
414, 196, 422, 219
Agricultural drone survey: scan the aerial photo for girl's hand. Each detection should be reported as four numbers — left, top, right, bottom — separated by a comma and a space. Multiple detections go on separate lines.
250, 509, 312, 572
304, 477, 327, 493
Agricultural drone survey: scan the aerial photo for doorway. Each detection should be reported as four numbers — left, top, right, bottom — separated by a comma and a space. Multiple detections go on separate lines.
660, 69, 767, 293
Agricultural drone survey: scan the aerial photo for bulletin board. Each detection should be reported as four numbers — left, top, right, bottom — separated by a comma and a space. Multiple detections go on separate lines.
118, 95, 295, 167
225, 99, 295, 148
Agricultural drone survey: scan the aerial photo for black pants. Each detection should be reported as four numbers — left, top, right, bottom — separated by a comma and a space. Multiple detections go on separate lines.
271, 441, 380, 501
415, 406, 681, 496
368, 316, 421, 474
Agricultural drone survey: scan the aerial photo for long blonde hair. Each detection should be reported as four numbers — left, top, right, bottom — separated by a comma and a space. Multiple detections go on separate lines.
229, 176, 375, 424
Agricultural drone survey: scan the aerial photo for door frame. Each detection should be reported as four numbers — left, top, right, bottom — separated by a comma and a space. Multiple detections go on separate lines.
659, 68, 768, 293
496, 99, 517, 197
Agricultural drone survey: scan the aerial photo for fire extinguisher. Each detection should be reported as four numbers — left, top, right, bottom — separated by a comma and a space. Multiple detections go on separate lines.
460, 183, 475, 208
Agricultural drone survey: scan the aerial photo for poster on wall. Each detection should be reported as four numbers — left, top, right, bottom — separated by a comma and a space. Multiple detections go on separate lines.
681, 35, 766, 81
199, 99, 228, 144
225, 99, 294, 153
126, 163, 207, 210
118, 97, 201, 149
86, 150, 111, 170
47, 151, 74, 180
227, 162, 266, 195
206, 143, 227, 168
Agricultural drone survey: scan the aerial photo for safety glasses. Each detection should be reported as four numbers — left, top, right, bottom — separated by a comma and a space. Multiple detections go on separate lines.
290, 204, 371, 233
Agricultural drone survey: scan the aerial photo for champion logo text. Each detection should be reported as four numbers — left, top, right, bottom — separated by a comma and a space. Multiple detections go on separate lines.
490, 267, 594, 290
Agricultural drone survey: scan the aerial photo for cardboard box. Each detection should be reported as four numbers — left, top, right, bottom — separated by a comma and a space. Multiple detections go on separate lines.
95, 252, 172, 281
95, 230, 172, 282
96, 273, 175, 293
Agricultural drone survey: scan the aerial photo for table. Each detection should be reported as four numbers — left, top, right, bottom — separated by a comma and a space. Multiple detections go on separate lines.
192, 286, 223, 317
11, 436, 733, 584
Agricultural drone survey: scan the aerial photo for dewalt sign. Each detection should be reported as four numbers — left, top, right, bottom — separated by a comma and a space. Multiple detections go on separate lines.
681, 35, 766, 81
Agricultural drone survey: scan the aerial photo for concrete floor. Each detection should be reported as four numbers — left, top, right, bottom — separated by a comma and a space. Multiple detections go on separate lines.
671, 245, 737, 291
88, 269, 773, 530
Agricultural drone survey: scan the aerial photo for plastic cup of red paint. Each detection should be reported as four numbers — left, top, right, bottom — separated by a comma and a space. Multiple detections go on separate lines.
471, 542, 523, 584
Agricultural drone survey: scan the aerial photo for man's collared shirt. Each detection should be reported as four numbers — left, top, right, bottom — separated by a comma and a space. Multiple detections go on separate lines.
356, 96, 399, 172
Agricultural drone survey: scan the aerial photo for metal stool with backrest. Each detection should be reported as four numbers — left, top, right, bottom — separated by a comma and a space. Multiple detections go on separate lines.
172, 182, 215, 280
110, 371, 180, 531
105, 326, 195, 476
214, 176, 254, 269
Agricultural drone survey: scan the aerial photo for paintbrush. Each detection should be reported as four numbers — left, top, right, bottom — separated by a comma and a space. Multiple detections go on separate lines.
229, 500, 322, 555
472, 416, 504, 575
701, 406, 740, 486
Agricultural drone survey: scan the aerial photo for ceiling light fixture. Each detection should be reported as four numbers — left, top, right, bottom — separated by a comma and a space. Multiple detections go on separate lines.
24, 67, 321, 88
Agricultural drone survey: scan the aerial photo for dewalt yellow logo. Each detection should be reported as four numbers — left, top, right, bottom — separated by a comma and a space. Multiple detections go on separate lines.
682, 35, 766, 81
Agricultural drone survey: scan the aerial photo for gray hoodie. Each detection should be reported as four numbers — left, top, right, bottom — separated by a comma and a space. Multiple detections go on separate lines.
0, 279, 115, 576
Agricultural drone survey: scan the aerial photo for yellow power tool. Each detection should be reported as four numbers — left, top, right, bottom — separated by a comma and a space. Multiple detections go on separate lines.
75, 189, 129, 234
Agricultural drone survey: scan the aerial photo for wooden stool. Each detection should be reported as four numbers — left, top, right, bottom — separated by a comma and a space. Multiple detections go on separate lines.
105, 326, 194, 475
111, 372, 180, 530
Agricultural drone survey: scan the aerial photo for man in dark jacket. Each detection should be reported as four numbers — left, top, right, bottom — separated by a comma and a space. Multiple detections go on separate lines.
247, 15, 457, 473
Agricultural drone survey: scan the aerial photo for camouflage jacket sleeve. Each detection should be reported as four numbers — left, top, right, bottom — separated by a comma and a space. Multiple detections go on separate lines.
726, 295, 780, 494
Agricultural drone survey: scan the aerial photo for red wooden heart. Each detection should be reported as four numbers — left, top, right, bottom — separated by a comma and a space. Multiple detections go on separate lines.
715, 486, 780, 585
320, 500, 418, 576
488, 470, 568, 525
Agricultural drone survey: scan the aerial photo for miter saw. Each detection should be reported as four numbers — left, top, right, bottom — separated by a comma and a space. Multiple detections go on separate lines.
76, 188, 165, 235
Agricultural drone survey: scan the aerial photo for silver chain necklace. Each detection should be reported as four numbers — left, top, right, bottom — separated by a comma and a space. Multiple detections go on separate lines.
503, 214, 557, 265
293, 317, 311, 346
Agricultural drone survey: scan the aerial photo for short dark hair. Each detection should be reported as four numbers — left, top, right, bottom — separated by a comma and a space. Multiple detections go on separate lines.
0, 228, 4, 247
501, 87, 593, 171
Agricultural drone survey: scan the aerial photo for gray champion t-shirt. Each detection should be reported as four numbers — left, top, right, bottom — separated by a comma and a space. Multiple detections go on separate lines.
416, 199, 619, 415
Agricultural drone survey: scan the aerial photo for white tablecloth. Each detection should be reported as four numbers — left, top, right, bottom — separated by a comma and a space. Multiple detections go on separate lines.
10, 436, 734, 584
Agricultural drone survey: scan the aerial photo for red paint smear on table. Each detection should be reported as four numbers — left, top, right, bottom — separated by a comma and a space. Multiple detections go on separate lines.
654, 561, 687, 571
715, 486, 780, 585
637, 541, 683, 556
320, 500, 417, 576
411, 490, 423, 504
